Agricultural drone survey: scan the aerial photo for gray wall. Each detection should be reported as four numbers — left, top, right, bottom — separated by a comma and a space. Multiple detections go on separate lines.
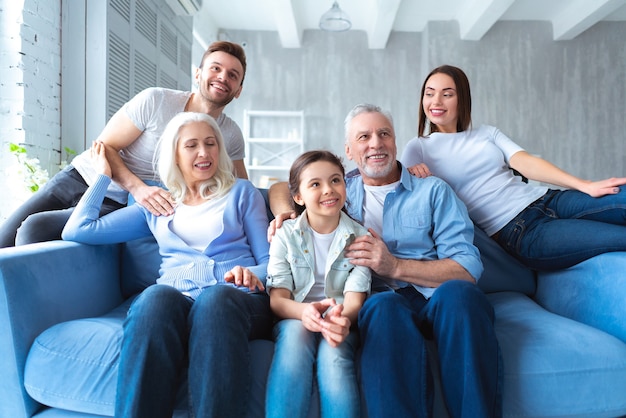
223, 20, 626, 179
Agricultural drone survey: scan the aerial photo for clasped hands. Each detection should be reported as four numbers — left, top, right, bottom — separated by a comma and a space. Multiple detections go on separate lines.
302, 299, 350, 348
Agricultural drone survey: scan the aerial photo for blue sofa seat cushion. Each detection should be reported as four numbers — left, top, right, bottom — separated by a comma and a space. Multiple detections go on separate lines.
24, 288, 626, 418
489, 292, 626, 417
24, 300, 131, 415
23, 296, 273, 416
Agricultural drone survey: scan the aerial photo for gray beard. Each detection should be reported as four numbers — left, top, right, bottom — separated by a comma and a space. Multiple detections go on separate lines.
360, 159, 395, 180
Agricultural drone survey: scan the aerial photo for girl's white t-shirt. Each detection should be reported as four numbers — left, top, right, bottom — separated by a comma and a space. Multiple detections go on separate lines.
304, 228, 336, 302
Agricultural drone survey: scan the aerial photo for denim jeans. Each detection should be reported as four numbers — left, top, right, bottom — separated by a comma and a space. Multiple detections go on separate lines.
358, 281, 502, 418
265, 319, 360, 418
494, 188, 626, 270
115, 284, 272, 418
0, 166, 123, 247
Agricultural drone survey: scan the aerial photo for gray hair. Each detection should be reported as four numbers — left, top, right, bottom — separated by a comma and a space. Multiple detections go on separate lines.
343, 103, 394, 144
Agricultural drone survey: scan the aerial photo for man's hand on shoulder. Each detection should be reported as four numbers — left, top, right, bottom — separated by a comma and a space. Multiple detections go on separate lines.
267, 211, 296, 242
132, 185, 175, 216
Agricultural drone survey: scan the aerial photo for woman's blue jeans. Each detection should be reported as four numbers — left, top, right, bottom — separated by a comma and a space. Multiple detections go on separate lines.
358, 281, 502, 418
114, 284, 272, 418
265, 319, 360, 418
494, 188, 626, 270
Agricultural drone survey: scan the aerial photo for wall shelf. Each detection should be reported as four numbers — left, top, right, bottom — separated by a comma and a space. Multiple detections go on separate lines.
243, 110, 304, 188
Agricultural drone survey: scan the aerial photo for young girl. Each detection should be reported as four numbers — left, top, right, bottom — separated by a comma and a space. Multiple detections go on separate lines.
402, 64, 626, 271
265, 150, 371, 418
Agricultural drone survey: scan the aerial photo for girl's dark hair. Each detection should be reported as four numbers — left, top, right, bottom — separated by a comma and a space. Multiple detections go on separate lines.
418, 64, 472, 137
288, 150, 346, 216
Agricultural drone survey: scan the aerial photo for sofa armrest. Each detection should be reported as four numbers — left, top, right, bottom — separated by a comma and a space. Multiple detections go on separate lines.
0, 240, 124, 418
535, 252, 626, 343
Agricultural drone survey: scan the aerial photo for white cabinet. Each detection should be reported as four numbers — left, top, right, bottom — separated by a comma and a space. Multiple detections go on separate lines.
243, 110, 304, 188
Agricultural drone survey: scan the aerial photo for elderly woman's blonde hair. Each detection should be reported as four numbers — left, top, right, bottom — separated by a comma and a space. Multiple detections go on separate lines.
154, 112, 235, 204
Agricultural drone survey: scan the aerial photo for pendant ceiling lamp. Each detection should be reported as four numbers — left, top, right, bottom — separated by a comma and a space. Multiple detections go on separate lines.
319, 1, 352, 32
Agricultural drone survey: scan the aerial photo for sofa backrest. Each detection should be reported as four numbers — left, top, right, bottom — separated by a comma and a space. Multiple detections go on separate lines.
473, 225, 536, 295
118, 188, 537, 298
119, 235, 161, 298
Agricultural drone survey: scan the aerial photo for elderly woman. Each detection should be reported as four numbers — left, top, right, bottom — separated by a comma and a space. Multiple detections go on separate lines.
62, 112, 272, 418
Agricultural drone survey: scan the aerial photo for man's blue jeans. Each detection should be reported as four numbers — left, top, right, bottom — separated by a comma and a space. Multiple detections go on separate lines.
0, 166, 123, 247
115, 284, 272, 418
265, 319, 360, 418
358, 281, 502, 418
494, 188, 626, 270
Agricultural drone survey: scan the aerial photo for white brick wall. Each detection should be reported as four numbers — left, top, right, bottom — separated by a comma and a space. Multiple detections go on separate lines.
0, 0, 193, 222
0, 0, 61, 220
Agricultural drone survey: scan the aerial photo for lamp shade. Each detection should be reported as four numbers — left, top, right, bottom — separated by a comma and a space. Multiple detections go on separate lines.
319, 1, 352, 32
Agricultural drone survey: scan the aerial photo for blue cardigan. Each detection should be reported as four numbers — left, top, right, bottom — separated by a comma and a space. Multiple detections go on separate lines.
62, 175, 270, 297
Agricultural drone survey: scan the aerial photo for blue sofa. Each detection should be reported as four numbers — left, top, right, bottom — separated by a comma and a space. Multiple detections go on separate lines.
2, 192, 626, 417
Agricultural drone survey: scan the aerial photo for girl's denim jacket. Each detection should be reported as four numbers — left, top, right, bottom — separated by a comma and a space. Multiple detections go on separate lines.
266, 210, 371, 303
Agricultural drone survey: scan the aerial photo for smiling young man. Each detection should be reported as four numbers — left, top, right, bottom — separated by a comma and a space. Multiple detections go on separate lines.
0, 41, 248, 247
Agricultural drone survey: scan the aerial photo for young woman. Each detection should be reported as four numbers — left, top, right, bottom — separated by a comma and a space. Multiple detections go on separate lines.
62, 112, 272, 418
401, 64, 626, 270
265, 150, 371, 418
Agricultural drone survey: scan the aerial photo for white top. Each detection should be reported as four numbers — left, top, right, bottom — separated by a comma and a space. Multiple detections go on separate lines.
400, 125, 547, 236
306, 229, 336, 302
363, 181, 398, 236
171, 194, 228, 251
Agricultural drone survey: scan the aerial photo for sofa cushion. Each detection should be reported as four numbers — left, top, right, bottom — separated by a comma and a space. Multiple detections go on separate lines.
24, 298, 272, 417
24, 300, 131, 415
535, 251, 626, 344
489, 292, 626, 417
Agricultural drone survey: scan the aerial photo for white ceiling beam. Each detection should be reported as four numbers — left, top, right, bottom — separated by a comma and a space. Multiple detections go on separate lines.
456, 0, 516, 41
272, 0, 302, 48
553, 0, 626, 40
366, 0, 402, 49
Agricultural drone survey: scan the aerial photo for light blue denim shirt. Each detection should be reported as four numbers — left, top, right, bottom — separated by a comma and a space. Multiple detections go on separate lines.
345, 163, 483, 299
266, 210, 371, 303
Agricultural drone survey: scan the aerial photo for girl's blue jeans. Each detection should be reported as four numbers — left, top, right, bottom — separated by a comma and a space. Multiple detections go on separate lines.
114, 284, 272, 418
494, 188, 626, 270
265, 319, 360, 418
